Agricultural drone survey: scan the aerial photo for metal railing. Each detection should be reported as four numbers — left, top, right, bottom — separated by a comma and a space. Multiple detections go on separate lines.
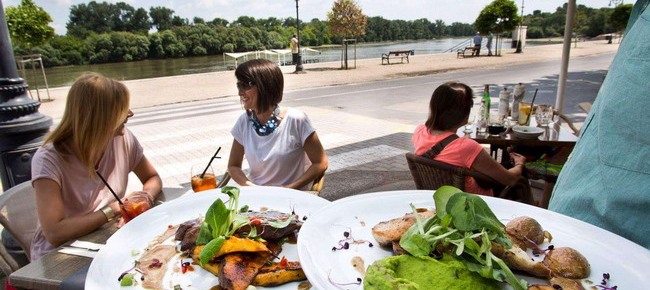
445, 38, 474, 53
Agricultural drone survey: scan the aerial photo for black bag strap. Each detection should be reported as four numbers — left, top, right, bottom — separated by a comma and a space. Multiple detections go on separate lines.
421, 134, 459, 159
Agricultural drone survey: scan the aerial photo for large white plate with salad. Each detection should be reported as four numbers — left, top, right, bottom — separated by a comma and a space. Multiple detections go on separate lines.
86, 186, 330, 289
297, 190, 650, 289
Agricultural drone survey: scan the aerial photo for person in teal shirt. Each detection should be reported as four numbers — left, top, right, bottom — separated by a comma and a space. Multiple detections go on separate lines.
549, 0, 650, 249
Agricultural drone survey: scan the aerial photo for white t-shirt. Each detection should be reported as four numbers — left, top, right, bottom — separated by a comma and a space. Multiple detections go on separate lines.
231, 108, 315, 189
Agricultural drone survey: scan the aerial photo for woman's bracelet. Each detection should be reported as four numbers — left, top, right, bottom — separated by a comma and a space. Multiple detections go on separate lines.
100, 206, 116, 222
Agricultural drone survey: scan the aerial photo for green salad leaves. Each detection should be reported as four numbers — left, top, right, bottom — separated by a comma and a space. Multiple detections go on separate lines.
399, 186, 528, 290
195, 186, 252, 265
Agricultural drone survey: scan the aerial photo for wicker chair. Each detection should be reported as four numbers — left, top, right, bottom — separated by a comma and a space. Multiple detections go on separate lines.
0, 181, 37, 276
405, 153, 533, 205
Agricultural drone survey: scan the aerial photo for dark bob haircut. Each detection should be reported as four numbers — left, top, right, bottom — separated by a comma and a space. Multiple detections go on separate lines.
235, 59, 284, 113
425, 81, 474, 131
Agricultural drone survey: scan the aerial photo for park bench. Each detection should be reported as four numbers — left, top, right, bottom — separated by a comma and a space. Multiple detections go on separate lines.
381, 50, 413, 65
457, 46, 479, 58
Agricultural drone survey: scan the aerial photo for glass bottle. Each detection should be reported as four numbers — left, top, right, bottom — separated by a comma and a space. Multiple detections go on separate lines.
512, 83, 526, 120
498, 86, 511, 117
477, 85, 490, 133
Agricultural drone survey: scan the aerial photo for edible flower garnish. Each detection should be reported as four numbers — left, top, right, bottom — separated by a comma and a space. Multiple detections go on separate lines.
596, 273, 618, 290
399, 186, 528, 290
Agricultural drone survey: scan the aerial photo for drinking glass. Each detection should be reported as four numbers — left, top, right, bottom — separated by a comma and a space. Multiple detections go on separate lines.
191, 164, 218, 192
518, 102, 532, 125
487, 114, 505, 136
120, 193, 152, 223
534, 104, 554, 127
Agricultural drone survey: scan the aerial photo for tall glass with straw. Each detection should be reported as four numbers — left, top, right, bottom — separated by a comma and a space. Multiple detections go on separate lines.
96, 171, 152, 223
191, 147, 221, 192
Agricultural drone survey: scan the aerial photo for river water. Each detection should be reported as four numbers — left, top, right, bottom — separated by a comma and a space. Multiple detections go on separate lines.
33, 38, 545, 88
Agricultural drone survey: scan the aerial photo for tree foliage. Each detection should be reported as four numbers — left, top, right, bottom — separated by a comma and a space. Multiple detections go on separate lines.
6, 0, 617, 68
5, 0, 55, 49
474, 0, 520, 34
524, 4, 620, 38
609, 4, 633, 32
67, 1, 151, 38
327, 0, 367, 40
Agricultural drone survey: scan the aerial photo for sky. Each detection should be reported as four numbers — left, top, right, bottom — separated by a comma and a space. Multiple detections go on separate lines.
3, 0, 616, 35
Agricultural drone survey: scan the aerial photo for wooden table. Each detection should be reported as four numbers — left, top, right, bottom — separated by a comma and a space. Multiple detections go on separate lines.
457, 120, 579, 208
8, 222, 118, 290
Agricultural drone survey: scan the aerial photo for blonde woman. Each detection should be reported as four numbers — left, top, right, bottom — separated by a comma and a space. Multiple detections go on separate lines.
30, 72, 161, 261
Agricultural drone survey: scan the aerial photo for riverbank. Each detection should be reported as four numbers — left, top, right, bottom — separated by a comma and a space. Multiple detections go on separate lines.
36, 40, 618, 120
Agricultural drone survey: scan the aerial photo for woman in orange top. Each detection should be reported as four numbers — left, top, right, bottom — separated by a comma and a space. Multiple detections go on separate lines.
412, 81, 526, 196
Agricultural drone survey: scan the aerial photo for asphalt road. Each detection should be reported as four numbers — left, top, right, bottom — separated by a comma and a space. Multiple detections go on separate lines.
283, 52, 614, 124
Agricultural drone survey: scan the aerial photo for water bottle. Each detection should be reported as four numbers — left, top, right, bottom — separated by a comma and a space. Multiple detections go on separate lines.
512, 83, 526, 120
477, 85, 490, 132
498, 87, 511, 117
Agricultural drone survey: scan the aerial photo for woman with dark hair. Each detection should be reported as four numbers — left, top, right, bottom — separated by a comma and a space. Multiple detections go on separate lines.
412, 81, 526, 196
227, 59, 328, 190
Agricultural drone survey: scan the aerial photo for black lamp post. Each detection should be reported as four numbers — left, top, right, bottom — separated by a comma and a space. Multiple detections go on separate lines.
515, 0, 524, 53
0, 1, 52, 191
294, 0, 305, 73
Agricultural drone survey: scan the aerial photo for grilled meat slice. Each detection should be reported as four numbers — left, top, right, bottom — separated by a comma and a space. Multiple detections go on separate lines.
371, 209, 436, 247
175, 218, 200, 241
236, 210, 303, 240
219, 251, 273, 290
252, 261, 307, 286
180, 225, 201, 251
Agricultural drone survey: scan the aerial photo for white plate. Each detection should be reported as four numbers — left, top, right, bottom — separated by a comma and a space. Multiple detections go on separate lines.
512, 125, 544, 139
86, 187, 330, 289
297, 190, 650, 289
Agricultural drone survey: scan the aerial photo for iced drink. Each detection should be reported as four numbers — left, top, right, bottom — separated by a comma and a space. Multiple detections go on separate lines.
191, 173, 217, 192
518, 102, 532, 125
120, 194, 152, 223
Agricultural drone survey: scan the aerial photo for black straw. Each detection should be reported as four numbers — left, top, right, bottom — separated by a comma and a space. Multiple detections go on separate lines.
527, 88, 539, 125
96, 171, 123, 205
201, 147, 222, 178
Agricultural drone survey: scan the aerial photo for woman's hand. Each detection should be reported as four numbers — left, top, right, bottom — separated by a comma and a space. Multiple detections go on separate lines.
510, 152, 527, 167
125, 190, 154, 206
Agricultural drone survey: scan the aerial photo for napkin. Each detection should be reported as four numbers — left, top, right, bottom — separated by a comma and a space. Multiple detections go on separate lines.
58, 240, 105, 258
70, 240, 103, 251
58, 247, 97, 258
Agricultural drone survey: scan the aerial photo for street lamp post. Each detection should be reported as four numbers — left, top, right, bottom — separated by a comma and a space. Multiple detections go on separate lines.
0, 1, 52, 191
294, 0, 305, 73
515, 0, 524, 53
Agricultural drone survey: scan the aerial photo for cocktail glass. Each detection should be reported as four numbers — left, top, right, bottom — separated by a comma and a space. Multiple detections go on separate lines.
191, 164, 218, 192
120, 193, 152, 223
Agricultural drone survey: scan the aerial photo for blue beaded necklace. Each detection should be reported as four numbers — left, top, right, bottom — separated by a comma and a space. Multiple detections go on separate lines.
248, 106, 281, 136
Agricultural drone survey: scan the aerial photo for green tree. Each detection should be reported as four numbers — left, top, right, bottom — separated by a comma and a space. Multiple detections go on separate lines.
610, 3, 633, 32
5, 0, 55, 51
150, 6, 175, 31
326, 0, 367, 41
474, 0, 520, 35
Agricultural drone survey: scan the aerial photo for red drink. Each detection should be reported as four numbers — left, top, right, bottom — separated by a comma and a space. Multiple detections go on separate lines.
120, 195, 152, 223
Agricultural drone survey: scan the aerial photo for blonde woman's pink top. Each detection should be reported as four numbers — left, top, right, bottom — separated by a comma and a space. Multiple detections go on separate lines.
30, 129, 143, 260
